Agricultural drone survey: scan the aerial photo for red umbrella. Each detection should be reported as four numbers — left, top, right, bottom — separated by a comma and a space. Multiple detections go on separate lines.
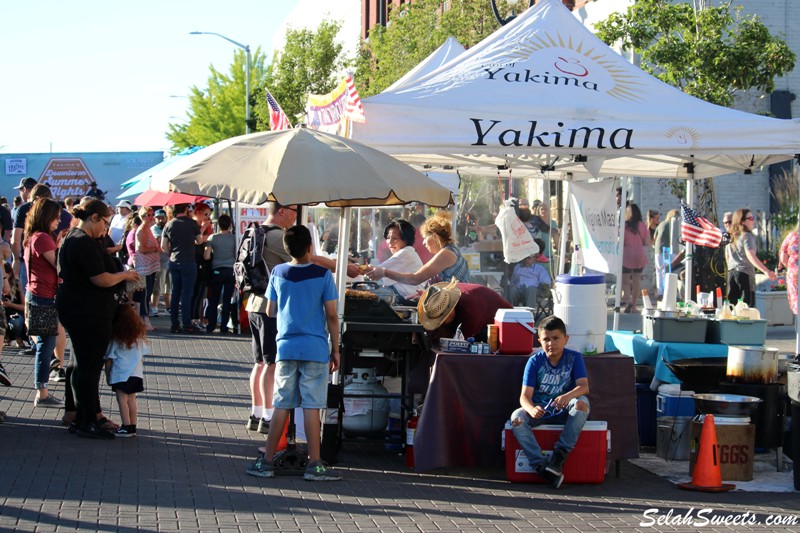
134, 189, 208, 207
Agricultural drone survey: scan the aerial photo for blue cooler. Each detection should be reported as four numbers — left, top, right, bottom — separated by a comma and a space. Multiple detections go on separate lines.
656, 384, 695, 418
636, 383, 657, 447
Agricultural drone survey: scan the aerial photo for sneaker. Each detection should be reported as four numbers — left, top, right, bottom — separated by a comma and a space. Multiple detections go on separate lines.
536, 464, 564, 489
149, 308, 159, 317
22, 347, 35, 356
257, 418, 270, 434
50, 357, 60, 371
0, 363, 11, 387
246, 415, 259, 431
304, 460, 342, 481
181, 325, 204, 334
170, 325, 182, 334
245, 453, 275, 478
76, 422, 115, 440
49, 368, 66, 383
115, 427, 137, 438
544, 448, 569, 477
34, 395, 63, 408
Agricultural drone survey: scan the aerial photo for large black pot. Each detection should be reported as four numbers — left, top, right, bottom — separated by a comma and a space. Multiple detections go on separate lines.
663, 357, 727, 391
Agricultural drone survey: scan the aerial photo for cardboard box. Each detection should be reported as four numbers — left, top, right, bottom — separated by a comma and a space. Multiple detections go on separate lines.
439, 338, 471, 353
472, 240, 504, 252
689, 418, 755, 481
503, 421, 609, 484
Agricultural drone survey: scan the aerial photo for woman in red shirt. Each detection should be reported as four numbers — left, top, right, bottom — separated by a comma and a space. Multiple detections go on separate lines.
24, 198, 62, 407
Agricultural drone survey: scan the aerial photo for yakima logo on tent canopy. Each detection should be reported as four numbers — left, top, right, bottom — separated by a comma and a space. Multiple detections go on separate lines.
470, 119, 634, 149
484, 63, 598, 92
485, 32, 646, 102
38, 158, 95, 200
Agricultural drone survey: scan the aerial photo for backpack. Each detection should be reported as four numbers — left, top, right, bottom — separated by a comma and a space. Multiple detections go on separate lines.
234, 222, 276, 295
117, 231, 130, 265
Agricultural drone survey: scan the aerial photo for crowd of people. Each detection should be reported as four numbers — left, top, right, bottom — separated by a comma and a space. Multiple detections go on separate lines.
0, 175, 246, 437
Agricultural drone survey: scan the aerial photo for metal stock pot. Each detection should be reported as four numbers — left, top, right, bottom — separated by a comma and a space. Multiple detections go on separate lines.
726, 345, 779, 384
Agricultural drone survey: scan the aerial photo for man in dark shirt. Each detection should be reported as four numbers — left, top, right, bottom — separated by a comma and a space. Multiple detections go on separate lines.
161, 203, 204, 333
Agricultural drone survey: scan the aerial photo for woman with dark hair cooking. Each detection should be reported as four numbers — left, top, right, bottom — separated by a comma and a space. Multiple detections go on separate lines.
373, 219, 425, 304
57, 198, 139, 439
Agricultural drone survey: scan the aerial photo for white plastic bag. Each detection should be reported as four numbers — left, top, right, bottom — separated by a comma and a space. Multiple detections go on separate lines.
495, 199, 539, 264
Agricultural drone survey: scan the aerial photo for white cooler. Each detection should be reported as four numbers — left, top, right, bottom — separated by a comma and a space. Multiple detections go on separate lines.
553, 274, 606, 354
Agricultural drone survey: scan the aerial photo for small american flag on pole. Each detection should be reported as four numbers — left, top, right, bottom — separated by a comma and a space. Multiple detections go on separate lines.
680, 201, 722, 248
266, 89, 291, 131
343, 74, 366, 123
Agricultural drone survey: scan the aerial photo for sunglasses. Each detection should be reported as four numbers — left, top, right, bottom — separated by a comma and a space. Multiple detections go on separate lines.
745, 216, 755, 221
723, 220, 732, 225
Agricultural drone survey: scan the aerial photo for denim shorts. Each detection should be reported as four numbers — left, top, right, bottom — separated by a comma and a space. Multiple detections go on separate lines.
273, 360, 329, 409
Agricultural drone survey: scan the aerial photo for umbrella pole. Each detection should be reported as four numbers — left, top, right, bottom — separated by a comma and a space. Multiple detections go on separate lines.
333, 207, 352, 385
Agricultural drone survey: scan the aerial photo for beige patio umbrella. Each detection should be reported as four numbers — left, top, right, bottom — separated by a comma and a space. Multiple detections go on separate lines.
150, 125, 453, 208
150, 124, 453, 325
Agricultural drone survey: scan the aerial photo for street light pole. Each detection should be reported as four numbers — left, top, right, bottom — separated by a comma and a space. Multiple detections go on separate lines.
490, 0, 535, 26
190, 31, 251, 134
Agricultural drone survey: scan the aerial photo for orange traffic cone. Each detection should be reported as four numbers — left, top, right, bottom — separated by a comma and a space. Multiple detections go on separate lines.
678, 414, 735, 492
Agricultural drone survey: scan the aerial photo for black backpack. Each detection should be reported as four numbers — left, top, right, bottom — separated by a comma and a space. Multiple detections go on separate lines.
234, 223, 276, 295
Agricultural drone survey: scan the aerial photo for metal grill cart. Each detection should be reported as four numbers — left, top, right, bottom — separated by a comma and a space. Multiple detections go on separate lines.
321, 295, 424, 463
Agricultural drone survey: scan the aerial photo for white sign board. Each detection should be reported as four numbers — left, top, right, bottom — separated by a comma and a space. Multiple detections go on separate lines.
569, 180, 619, 274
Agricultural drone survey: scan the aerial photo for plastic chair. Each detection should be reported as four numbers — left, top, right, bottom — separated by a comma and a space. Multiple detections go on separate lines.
534, 284, 554, 322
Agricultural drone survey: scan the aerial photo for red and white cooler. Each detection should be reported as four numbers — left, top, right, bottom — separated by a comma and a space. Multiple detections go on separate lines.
494, 308, 535, 355
502, 421, 610, 484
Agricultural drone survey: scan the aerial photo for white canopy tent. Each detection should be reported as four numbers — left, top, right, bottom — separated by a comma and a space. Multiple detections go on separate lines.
385, 36, 466, 93
352, 0, 800, 179
353, 0, 800, 340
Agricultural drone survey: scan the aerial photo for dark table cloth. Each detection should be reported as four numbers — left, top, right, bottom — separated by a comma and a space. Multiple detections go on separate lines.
413, 351, 639, 471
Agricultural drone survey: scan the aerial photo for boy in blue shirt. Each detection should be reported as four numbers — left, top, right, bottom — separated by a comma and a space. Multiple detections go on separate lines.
509, 315, 589, 488
246, 225, 342, 481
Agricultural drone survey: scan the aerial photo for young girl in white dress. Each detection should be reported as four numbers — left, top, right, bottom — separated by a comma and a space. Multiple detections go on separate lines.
105, 304, 147, 437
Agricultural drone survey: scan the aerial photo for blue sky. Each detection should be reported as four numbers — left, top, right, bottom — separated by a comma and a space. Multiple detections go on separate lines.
0, 1, 300, 155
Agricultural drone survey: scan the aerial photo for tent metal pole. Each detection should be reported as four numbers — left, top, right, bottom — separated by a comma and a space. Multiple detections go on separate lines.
795, 156, 800, 356
685, 176, 695, 304
613, 178, 628, 331
558, 179, 570, 277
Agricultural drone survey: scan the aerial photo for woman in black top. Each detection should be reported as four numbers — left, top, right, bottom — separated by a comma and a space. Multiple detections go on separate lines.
57, 199, 139, 439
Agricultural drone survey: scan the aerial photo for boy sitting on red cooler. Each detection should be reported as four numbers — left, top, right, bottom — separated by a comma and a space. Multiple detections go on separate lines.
508, 315, 590, 488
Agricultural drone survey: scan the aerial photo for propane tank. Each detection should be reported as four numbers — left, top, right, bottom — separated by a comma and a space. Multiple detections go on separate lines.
342, 368, 389, 435
405, 409, 419, 468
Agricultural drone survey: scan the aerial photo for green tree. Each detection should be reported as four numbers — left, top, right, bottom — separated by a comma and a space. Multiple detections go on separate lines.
593, 0, 795, 107
355, 0, 499, 97
252, 20, 349, 130
167, 48, 268, 151
595, 0, 795, 224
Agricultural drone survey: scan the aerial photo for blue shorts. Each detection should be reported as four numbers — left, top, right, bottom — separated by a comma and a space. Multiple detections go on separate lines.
273, 360, 329, 409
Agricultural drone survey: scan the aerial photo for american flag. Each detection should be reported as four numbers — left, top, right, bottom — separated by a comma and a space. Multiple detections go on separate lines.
343, 74, 366, 123
680, 201, 723, 248
266, 89, 291, 131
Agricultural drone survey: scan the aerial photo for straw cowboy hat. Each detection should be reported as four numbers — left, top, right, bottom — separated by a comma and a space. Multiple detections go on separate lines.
418, 278, 461, 331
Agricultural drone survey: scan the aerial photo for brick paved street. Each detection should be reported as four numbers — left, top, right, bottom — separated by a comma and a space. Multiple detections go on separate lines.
1, 312, 798, 532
